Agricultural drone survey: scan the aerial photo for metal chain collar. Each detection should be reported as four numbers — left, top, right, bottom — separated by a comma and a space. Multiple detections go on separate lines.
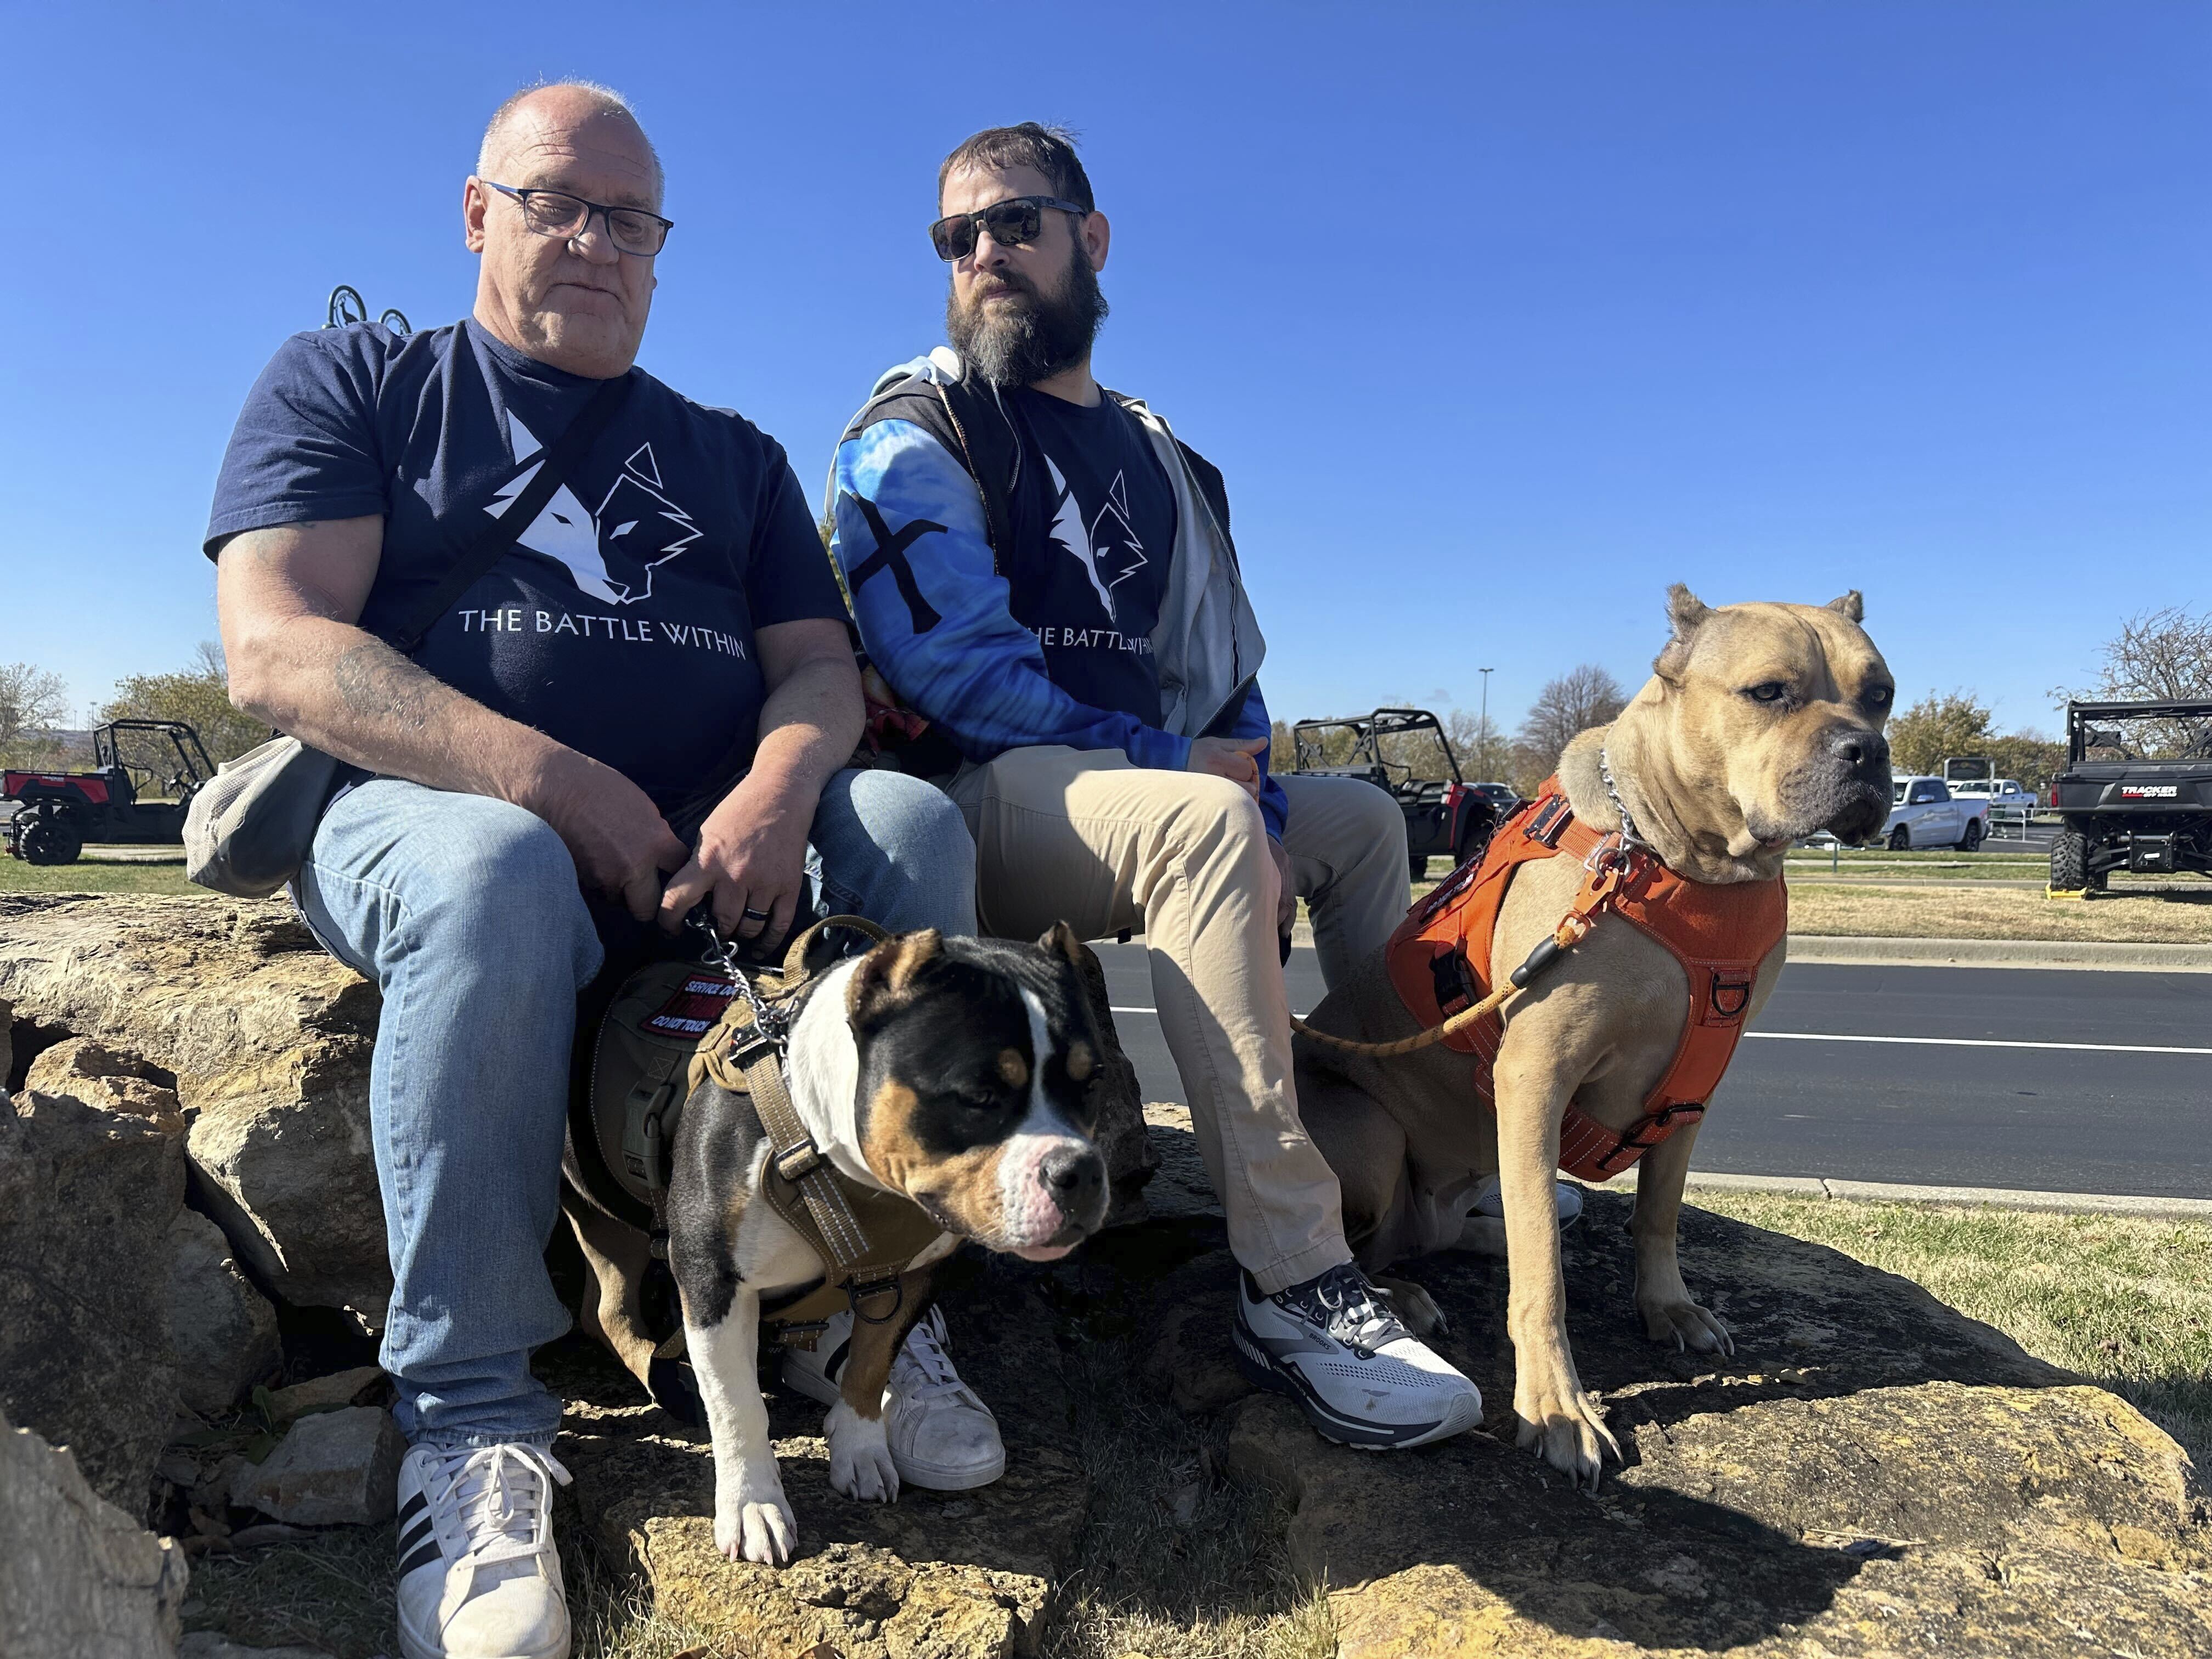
685, 912, 789, 1046
1598, 745, 1655, 861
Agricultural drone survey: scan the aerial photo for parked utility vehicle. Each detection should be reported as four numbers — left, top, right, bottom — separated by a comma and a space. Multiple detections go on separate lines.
2047, 698, 2212, 892
2, 720, 213, 865
1289, 707, 1499, 881
1883, 775, 1989, 851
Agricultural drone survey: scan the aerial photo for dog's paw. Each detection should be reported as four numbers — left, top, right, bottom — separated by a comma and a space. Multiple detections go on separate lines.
715, 1470, 798, 1565
1514, 1374, 1621, 1492
1375, 1275, 1447, 1336
825, 1399, 901, 1504
1640, 1295, 1734, 1357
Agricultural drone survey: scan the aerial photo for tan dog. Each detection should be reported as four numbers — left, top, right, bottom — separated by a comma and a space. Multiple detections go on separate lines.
1295, 586, 1893, 1488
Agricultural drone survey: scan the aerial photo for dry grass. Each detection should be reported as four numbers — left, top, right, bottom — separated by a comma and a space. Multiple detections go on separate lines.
1787, 881, 2212, 943
1691, 1191, 2212, 1469
183, 1517, 716, 1659
1039, 1335, 1338, 1659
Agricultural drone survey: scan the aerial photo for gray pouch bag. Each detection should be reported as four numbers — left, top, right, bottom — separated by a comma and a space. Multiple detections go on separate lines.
183, 373, 634, 899
184, 737, 343, 899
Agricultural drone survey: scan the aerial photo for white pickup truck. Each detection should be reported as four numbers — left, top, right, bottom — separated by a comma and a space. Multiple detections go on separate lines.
1949, 777, 2041, 837
1885, 775, 1991, 851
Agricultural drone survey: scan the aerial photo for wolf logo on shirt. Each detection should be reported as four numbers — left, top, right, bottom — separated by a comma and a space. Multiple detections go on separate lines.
489, 415, 702, 605
1044, 455, 1148, 627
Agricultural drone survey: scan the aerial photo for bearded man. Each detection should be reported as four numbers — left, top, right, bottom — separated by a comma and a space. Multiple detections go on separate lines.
823, 123, 1489, 1451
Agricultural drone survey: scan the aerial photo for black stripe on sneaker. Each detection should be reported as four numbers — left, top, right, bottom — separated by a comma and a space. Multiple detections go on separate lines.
821, 1336, 851, 1385
396, 1488, 426, 1529
398, 1537, 443, 1579
397, 1514, 434, 1559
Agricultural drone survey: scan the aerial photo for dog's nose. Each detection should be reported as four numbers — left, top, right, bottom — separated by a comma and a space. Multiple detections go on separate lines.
1827, 725, 1889, 775
1037, 1146, 1104, 1217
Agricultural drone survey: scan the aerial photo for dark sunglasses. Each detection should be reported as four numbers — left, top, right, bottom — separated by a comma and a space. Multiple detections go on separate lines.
929, 195, 1088, 262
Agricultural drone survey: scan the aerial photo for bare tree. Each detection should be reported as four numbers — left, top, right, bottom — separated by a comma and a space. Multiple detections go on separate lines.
2083, 606, 2212, 703
0, 661, 69, 761
1516, 664, 1629, 774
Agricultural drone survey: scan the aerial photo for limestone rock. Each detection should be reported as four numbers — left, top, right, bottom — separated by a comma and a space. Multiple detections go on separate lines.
1220, 1190, 2212, 1658
0, 1408, 190, 1659
1071, 943, 1158, 1227
232, 1406, 405, 1527
0, 1087, 184, 1514
556, 1256, 1086, 1657
165, 1209, 281, 1415
261, 1364, 388, 1427
1141, 1246, 1252, 1415
1137, 1102, 1222, 1221
25, 1034, 184, 1130
0, 894, 386, 1323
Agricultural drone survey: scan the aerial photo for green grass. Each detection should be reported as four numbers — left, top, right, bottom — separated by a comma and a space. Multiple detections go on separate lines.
0, 848, 200, 897
1692, 1192, 2212, 1469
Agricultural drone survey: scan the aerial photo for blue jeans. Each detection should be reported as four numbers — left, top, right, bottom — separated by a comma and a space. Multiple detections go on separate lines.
296, 768, 976, 1449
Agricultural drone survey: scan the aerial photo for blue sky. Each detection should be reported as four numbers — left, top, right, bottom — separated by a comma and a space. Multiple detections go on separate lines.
4, 2, 2205, 743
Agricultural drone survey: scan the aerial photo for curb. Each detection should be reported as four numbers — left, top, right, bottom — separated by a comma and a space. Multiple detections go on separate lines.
1677, 1170, 2212, 1222
1785, 934, 2212, 973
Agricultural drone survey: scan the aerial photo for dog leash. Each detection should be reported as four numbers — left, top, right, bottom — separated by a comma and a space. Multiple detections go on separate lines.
688, 913, 921, 1323
1290, 830, 1641, 1061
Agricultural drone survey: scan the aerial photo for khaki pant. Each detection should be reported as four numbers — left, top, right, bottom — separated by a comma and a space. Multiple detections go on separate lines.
947, 747, 1409, 1291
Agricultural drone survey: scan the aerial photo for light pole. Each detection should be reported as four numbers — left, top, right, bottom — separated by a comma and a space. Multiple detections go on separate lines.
1479, 668, 1493, 774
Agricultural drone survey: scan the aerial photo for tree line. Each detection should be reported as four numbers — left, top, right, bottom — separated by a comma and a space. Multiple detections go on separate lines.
0, 644, 266, 787
5, 606, 2206, 801
1269, 606, 2212, 802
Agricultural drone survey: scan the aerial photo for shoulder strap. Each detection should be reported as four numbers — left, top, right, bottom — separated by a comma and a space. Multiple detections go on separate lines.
385, 371, 635, 654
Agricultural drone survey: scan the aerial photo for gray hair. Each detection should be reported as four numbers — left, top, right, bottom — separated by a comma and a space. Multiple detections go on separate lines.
478, 80, 664, 204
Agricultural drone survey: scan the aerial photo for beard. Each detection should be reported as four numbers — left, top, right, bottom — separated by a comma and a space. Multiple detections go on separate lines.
946, 240, 1109, 387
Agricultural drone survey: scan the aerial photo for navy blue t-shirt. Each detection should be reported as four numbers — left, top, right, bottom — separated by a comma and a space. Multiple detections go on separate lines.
206, 319, 846, 811
1005, 388, 1176, 726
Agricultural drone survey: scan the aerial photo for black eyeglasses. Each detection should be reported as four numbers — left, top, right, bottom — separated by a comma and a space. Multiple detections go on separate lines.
483, 181, 674, 257
929, 195, 1088, 262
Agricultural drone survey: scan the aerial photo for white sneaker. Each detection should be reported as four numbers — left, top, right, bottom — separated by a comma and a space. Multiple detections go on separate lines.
1233, 1262, 1483, 1449
1470, 1174, 1584, 1230
394, 1442, 571, 1659
781, 1305, 1007, 1491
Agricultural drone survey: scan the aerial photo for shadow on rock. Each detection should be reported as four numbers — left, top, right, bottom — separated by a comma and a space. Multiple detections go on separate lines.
549, 1249, 1090, 1659
1171, 1187, 2212, 1657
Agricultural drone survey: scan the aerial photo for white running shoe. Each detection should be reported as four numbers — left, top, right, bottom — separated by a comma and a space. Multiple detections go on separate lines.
394, 1442, 571, 1659
1233, 1262, 1483, 1449
781, 1305, 1007, 1491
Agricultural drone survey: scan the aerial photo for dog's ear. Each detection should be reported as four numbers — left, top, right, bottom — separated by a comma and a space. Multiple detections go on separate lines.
1824, 590, 1865, 623
1037, 920, 1087, 970
1654, 583, 1712, 684
846, 929, 943, 1028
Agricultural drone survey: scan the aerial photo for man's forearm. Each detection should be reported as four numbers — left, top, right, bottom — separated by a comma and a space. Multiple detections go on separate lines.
742, 655, 865, 804
232, 615, 566, 805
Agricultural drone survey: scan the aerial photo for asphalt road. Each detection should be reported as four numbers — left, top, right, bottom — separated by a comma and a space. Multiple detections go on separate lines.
1091, 944, 2212, 1200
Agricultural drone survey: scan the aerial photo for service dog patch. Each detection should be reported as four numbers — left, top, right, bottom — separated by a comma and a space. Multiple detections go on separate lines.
644, 974, 742, 1037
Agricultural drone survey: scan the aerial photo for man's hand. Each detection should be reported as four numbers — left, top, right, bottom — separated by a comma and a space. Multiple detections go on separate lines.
1267, 835, 1297, 940
528, 749, 688, 922
1188, 735, 1269, 799
658, 770, 816, 943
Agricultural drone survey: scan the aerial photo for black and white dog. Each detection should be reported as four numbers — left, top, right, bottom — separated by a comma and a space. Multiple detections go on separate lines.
667, 923, 1110, 1565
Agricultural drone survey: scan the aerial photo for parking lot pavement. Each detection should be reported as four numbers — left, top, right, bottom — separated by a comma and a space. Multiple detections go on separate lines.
1092, 944, 2212, 1201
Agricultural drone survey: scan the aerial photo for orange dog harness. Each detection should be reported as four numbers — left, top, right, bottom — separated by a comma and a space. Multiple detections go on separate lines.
1384, 780, 1786, 1182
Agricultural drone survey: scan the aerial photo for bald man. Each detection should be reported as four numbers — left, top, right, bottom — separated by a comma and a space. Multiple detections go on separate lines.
207, 83, 975, 1659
